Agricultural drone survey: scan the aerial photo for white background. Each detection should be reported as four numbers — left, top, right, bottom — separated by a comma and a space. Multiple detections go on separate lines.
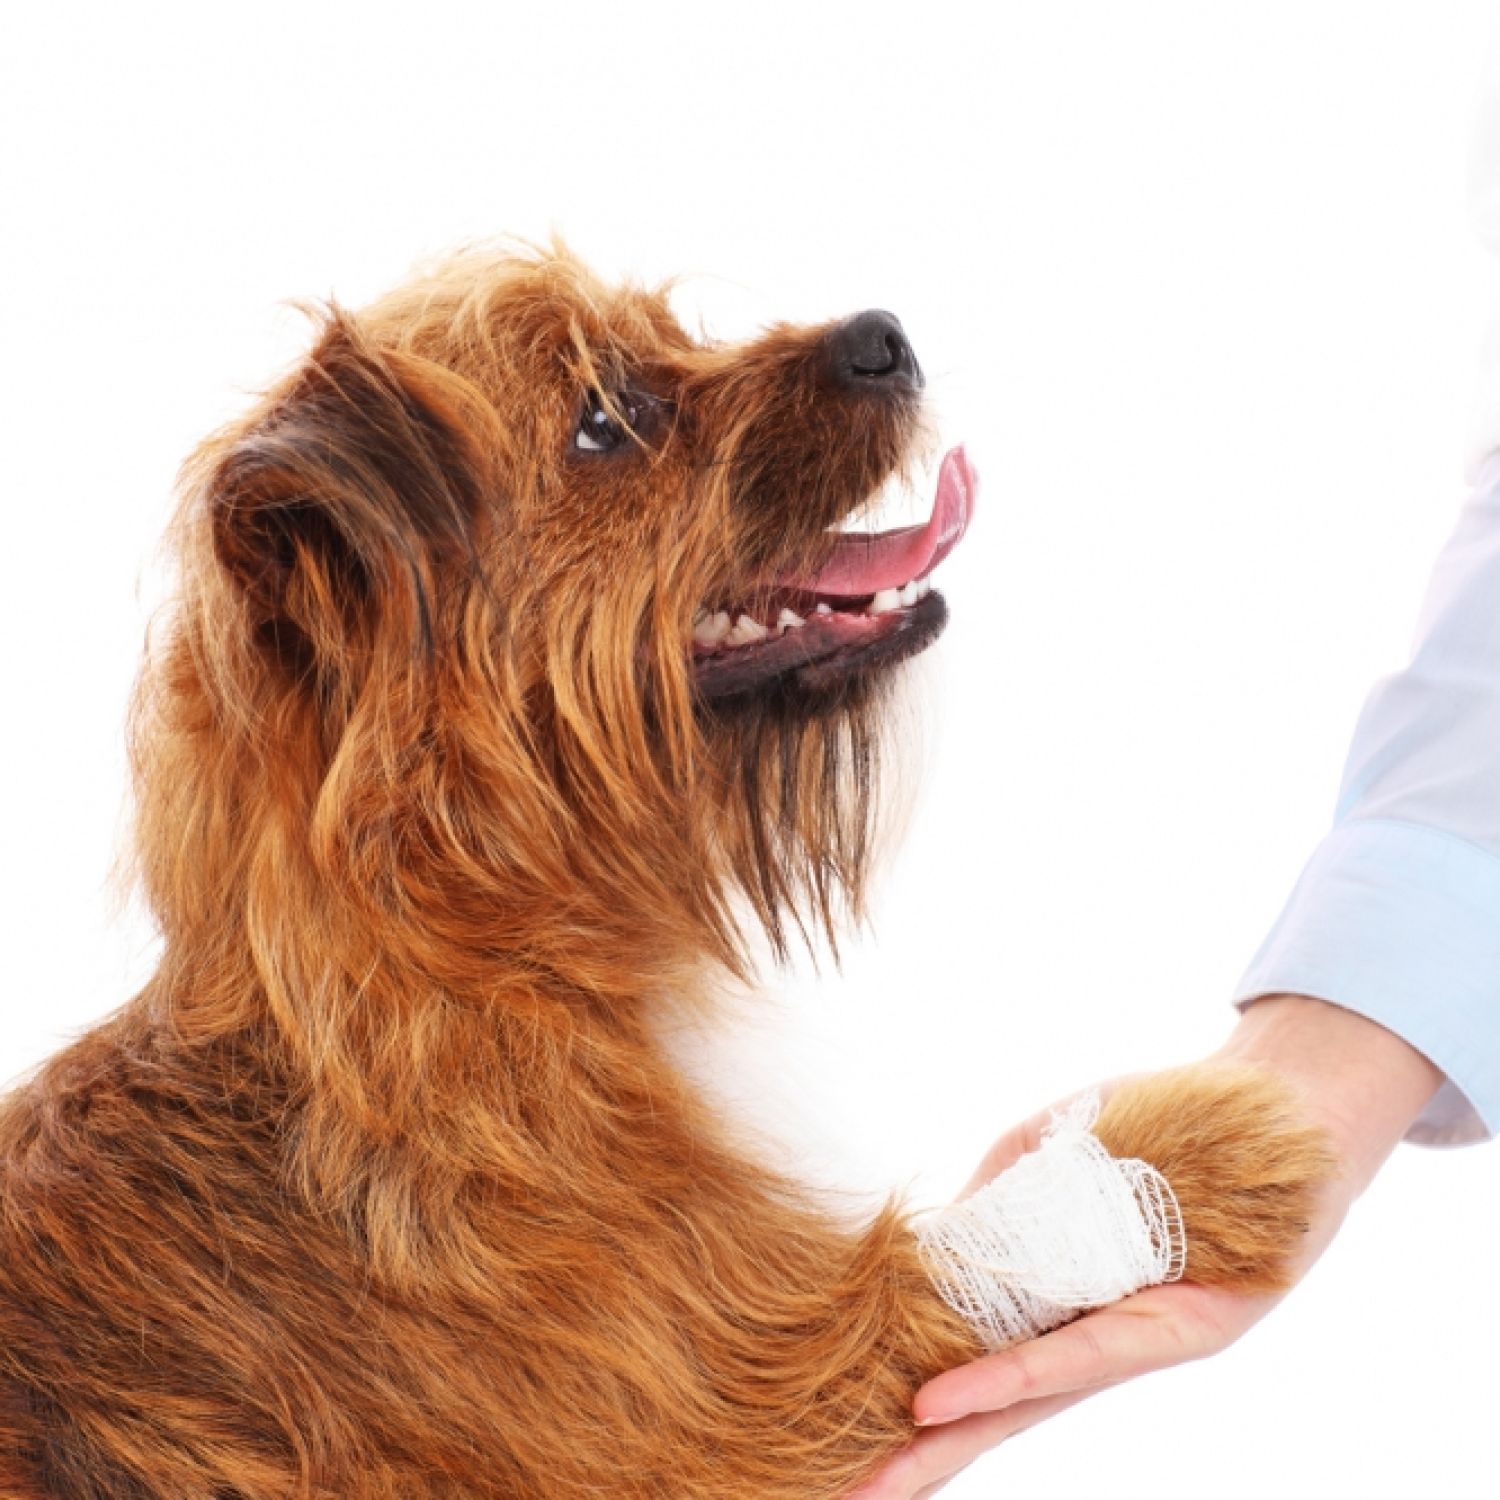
3, 3, 1498, 1495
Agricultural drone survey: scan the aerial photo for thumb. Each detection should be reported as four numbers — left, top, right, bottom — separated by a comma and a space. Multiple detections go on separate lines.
955, 1078, 1133, 1198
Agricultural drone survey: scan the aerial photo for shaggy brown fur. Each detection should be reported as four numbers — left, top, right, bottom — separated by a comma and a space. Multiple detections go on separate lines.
0, 244, 1330, 1499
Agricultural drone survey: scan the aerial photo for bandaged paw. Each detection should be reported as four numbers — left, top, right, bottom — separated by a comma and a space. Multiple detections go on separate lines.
915, 1092, 1186, 1351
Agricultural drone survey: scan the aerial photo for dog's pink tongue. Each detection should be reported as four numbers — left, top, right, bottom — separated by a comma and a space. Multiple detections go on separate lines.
780, 445, 977, 596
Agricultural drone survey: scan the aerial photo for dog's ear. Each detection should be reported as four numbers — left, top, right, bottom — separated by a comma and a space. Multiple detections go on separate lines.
207, 310, 489, 673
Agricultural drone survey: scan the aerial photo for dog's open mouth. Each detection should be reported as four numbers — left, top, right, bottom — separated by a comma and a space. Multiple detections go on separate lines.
692, 446, 976, 699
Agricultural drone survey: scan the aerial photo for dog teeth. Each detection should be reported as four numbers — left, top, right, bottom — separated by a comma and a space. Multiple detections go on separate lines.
695, 582, 934, 648
863, 577, 934, 616
693, 610, 733, 647
724, 613, 770, 647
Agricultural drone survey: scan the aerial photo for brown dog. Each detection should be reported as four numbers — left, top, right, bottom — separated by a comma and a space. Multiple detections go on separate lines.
0, 244, 1328, 1498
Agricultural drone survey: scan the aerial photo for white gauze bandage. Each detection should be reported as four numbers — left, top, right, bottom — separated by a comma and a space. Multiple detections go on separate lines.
914, 1091, 1186, 1350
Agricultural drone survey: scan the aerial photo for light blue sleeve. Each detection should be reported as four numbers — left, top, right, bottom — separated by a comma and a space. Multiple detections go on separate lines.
1233, 459, 1500, 1146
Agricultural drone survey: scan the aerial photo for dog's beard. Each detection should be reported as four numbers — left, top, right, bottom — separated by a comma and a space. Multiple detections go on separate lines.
700, 660, 923, 966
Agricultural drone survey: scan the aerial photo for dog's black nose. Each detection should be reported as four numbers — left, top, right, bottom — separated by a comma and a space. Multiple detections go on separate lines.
825, 310, 923, 391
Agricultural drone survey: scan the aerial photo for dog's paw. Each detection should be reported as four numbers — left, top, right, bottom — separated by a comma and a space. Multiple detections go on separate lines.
1094, 1064, 1337, 1293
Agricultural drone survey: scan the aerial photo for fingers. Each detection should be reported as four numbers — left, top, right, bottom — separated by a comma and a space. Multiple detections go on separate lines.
910, 1290, 1228, 1426
846, 1390, 1094, 1500
849, 1283, 1262, 1498
911, 1468, 972, 1500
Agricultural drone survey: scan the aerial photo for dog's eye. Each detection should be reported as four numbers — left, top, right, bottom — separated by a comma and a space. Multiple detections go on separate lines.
574, 387, 665, 454
575, 393, 635, 454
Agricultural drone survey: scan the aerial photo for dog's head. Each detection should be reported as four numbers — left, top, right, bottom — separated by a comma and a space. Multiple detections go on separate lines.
170, 244, 973, 990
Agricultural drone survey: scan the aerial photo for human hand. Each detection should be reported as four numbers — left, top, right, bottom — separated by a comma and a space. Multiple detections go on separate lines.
846, 993, 1443, 1499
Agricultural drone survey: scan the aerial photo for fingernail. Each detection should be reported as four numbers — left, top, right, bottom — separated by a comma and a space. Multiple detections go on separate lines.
915, 1409, 964, 1427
